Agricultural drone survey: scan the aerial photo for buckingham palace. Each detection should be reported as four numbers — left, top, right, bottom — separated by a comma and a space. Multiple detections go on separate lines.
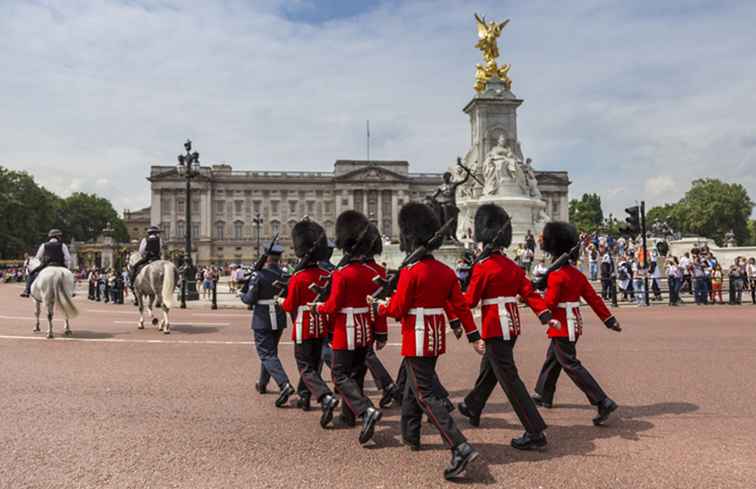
130, 159, 569, 265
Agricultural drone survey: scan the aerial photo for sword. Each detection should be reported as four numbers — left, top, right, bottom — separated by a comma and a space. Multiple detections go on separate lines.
456, 157, 484, 187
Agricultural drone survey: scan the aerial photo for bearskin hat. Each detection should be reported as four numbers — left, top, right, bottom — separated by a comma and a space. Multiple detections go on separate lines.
291, 219, 330, 261
364, 223, 382, 257
474, 204, 512, 248
335, 210, 371, 255
398, 202, 440, 252
541, 221, 579, 258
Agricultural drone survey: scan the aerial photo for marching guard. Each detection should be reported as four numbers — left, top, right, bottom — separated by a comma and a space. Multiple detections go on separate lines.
279, 219, 340, 428
370, 202, 484, 480
457, 204, 558, 450
241, 242, 295, 408
313, 210, 385, 444
532, 221, 622, 426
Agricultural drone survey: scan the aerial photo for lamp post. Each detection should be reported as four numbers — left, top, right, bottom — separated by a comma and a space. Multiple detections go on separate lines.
176, 139, 201, 307
253, 212, 264, 258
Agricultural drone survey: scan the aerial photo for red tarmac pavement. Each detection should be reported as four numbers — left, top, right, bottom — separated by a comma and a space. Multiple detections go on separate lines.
1, 282, 755, 488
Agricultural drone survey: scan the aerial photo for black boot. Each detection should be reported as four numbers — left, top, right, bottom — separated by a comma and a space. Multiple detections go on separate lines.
296, 396, 311, 411
379, 383, 398, 408
444, 443, 479, 480
457, 401, 480, 427
274, 383, 295, 408
358, 407, 382, 444
339, 411, 356, 427
320, 395, 339, 429
511, 431, 547, 450
532, 393, 553, 409
402, 437, 421, 451
593, 398, 618, 426
254, 381, 267, 394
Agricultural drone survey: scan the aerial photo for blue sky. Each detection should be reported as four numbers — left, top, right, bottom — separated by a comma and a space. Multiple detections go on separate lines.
1, 0, 755, 217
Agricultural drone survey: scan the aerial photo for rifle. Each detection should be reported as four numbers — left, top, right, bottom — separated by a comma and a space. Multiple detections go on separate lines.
272, 232, 326, 298
240, 232, 279, 295
307, 225, 373, 305
532, 241, 581, 291
369, 218, 456, 302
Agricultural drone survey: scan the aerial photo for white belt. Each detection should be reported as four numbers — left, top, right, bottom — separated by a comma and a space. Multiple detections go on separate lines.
294, 305, 310, 344
257, 299, 279, 331
339, 307, 369, 351
558, 302, 581, 342
481, 296, 517, 340
408, 307, 445, 357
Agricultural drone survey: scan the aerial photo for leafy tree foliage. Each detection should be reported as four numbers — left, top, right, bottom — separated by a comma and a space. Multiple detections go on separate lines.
568, 193, 604, 233
647, 179, 754, 246
0, 166, 127, 259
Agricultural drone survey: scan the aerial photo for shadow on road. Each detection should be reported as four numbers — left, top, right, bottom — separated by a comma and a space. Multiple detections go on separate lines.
67, 330, 115, 339
168, 325, 220, 334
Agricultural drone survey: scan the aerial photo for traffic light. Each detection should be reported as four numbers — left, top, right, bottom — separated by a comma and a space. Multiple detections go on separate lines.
619, 206, 640, 236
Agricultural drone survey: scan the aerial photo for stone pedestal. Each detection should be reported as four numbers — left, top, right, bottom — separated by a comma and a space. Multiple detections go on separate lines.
458, 194, 547, 249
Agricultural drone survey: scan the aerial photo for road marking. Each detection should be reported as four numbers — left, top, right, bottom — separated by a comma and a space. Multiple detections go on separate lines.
113, 321, 230, 326
190, 313, 250, 318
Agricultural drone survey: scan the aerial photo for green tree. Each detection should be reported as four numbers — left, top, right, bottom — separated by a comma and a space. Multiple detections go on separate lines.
56, 192, 129, 243
0, 167, 61, 259
569, 193, 604, 233
676, 179, 753, 246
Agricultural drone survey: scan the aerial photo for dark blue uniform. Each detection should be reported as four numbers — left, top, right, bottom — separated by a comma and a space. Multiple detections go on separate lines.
242, 264, 290, 390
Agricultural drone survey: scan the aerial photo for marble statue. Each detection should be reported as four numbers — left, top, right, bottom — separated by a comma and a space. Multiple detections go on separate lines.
522, 158, 542, 199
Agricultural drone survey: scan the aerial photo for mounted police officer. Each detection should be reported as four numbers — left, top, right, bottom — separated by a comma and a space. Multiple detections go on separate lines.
241, 242, 295, 408
21, 229, 71, 297
130, 225, 162, 286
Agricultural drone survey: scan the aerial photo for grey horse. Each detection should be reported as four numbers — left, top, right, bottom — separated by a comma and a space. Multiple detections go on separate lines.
27, 257, 79, 339
127, 252, 178, 334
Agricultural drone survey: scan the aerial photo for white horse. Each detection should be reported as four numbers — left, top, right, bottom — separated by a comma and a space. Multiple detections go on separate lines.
127, 252, 178, 334
27, 258, 79, 339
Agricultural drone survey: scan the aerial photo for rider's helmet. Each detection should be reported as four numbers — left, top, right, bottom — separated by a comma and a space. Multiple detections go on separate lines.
147, 225, 161, 235
48, 229, 63, 240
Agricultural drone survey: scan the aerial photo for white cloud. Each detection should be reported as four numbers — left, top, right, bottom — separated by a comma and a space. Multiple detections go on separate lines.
644, 176, 677, 198
0, 0, 755, 218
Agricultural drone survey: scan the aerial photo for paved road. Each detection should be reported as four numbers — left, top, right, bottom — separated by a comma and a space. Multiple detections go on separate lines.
1, 283, 755, 488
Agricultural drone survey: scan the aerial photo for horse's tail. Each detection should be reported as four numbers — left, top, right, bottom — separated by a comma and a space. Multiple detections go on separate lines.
161, 262, 177, 309
55, 271, 79, 319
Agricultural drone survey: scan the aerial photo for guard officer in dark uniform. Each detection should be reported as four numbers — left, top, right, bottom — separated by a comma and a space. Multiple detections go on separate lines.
21, 229, 71, 297
130, 225, 162, 286
242, 242, 295, 408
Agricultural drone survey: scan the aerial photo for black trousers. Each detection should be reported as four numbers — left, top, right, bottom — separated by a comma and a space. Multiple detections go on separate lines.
463, 338, 547, 434
535, 338, 607, 406
395, 358, 449, 401
332, 348, 372, 418
295, 338, 332, 403
364, 346, 394, 391
402, 357, 466, 449
253, 328, 290, 389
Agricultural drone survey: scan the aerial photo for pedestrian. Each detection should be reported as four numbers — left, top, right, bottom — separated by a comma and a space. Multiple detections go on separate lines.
649, 250, 663, 301
278, 219, 340, 425
711, 264, 724, 304
588, 244, 598, 281
522, 245, 534, 276
747, 257, 756, 305
314, 210, 386, 445
666, 256, 682, 306
532, 222, 622, 426
457, 204, 557, 451
241, 242, 295, 409
370, 202, 484, 480
599, 249, 614, 300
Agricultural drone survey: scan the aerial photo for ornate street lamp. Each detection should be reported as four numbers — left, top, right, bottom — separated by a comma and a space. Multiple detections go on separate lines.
176, 139, 201, 307
253, 212, 264, 258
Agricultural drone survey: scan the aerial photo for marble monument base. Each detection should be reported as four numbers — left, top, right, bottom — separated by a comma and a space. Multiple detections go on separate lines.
380, 242, 466, 270
457, 193, 548, 250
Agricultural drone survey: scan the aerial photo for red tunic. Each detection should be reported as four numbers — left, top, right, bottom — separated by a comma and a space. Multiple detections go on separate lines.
362, 259, 389, 339
544, 264, 614, 341
464, 253, 551, 340
316, 261, 388, 350
378, 257, 479, 357
280, 265, 330, 343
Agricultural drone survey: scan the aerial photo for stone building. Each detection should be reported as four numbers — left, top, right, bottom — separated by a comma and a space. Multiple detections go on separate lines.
140, 159, 568, 265
123, 206, 151, 243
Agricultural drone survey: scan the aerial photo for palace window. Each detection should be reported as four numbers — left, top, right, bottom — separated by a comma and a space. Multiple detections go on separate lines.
271, 220, 280, 235
289, 201, 297, 214
234, 221, 243, 240
215, 222, 225, 240
307, 201, 314, 214
253, 200, 261, 213
191, 224, 199, 240
176, 199, 185, 216
191, 199, 200, 213
271, 201, 279, 214
176, 221, 185, 239
215, 200, 225, 216
235, 200, 243, 214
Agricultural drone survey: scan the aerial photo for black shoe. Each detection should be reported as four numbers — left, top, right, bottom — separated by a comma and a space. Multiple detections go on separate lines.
458, 402, 480, 427
444, 443, 479, 480
296, 396, 311, 411
358, 407, 382, 444
379, 384, 398, 408
20, 292, 29, 298
593, 398, 618, 426
320, 395, 339, 429
274, 383, 295, 408
532, 393, 553, 409
254, 382, 267, 394
402, 437, 421, 451
511, 431, 547, 451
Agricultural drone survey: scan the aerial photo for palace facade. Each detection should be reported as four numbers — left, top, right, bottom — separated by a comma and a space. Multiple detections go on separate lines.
132, 160, 569, 265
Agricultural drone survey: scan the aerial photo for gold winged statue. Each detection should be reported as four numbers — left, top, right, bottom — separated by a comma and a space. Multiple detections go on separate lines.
474, 14, 512, 93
